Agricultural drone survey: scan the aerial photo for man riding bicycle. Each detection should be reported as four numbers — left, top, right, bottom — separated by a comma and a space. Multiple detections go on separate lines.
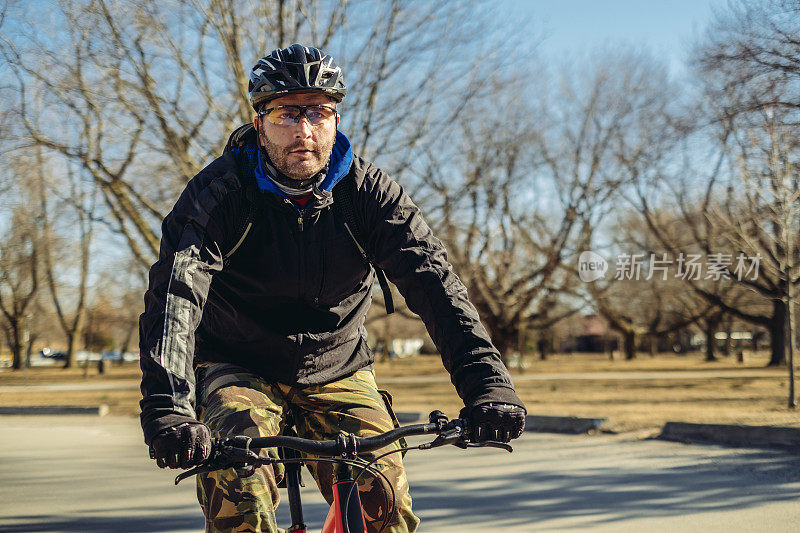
139, 44, 526, 533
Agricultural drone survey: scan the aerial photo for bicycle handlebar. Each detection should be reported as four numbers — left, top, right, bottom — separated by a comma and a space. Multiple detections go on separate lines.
174, 411, 513, 484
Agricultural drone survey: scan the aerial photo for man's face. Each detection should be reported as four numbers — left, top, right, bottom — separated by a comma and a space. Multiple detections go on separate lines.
254, 92, 339, 181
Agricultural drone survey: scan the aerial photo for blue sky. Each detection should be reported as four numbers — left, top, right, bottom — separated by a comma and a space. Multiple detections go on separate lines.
505, 0, 727, 75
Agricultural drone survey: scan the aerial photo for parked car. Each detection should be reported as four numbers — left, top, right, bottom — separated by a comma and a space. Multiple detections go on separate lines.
41, 349, 67, 360
101, 351, 123, 361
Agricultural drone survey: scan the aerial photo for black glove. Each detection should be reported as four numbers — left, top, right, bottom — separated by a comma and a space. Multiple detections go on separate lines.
149, 422, 211, 469
460, 403, 526, 443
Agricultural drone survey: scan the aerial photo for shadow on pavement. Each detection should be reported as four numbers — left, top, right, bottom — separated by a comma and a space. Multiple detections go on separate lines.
412, 449, 800, 529
0, 512, 204, 533
0, 502, 332, 533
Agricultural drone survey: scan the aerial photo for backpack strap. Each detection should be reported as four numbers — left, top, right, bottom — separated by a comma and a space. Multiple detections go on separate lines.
332, 174, 395, 314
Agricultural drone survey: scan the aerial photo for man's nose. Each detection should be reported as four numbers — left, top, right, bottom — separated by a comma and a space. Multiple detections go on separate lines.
293, 116, 313, 138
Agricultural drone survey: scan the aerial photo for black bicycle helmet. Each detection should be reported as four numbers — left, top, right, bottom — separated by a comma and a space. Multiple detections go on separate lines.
248, 44, 346, 110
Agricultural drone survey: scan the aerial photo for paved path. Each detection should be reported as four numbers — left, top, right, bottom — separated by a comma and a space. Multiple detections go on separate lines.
0, 416, 798, 532
0, 369, 782, 393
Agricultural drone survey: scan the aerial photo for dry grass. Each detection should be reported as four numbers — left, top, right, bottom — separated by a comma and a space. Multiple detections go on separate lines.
1, 351, 798, 431
511, 377, 800, 432
378, 352, 800, 432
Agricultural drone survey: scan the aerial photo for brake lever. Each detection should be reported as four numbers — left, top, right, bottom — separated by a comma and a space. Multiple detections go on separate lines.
175, 464, 213, 484
454, 440, 513, 452
420, 430, 514, 452
418, 425, 465, 449
174, 436, 262, 485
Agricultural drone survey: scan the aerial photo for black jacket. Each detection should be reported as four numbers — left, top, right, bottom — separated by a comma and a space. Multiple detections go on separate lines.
139, 128, 524, 444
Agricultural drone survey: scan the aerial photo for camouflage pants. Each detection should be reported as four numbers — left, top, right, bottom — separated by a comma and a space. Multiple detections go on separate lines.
195, 363, 420, 533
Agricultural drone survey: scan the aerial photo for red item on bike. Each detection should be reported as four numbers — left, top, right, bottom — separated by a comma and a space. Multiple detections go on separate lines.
322, 479, 367, 532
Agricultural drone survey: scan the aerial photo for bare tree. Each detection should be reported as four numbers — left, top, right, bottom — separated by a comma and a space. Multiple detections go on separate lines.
1, 0, 493, 270
408, 53, 666, 360
91, 251, 148, 356
635, 165, 794, 368
634, 0, 800, 373
33, 147, 97, 368
588, 211, 724, 360
0, 207, 39, 369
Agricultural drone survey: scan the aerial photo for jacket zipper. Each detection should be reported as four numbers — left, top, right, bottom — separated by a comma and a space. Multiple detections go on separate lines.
282, 198, 305, 302
316, 229, 325, 306
280, 197, 304, 231
278, 197, 313, 304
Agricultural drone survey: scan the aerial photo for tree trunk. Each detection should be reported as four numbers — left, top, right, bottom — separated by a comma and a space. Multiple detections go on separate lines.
722, 315, 733, 356
11, 339, 23, 369
705, 324, 717, 362
63, 331, 82, 369
751, 332, 761, 352
787, 284, 796, 408
607, 337, 617, 360
8, 319, 23, 370
118, 324, 136, 365
768, 299, 787, 366
623, 331, 636, 360
537, 338, 548, 361
25, 334, 36, 368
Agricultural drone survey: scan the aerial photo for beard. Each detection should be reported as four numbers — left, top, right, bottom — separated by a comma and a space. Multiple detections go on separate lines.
260, 131, 335, 181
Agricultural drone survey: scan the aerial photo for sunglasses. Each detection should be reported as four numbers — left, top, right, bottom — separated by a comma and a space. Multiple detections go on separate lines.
258, 105, 337, 126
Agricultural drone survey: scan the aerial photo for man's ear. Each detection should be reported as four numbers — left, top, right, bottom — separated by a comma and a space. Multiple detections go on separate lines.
336, 114, 340, 127
253, 115, 264, 147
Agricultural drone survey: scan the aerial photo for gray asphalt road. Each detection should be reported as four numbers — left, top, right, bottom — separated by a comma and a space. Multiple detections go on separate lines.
0, 416, 798, 532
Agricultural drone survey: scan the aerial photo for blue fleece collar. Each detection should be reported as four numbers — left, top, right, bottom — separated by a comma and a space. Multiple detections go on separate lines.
253, 131, 352, 196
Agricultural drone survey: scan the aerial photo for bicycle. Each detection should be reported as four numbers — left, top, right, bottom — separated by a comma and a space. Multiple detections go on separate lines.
174, 410, 513, 533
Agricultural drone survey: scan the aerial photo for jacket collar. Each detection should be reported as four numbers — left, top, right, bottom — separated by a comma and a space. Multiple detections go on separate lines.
250, 131, 352, 198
